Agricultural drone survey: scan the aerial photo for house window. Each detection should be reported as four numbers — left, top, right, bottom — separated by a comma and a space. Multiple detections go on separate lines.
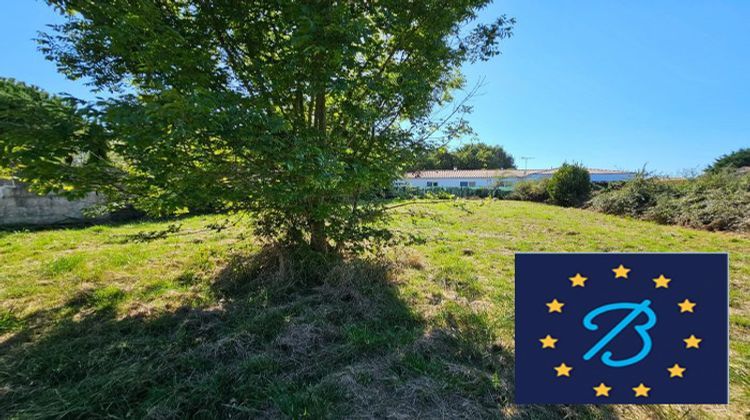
469, 181, 476, 187
426, 181, 439, 187
459, 181, 477, 188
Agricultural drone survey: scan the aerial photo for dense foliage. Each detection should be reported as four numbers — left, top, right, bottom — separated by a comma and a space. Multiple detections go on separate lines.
546, 163, 591, 207
410, 142, 515, 170
3, 1, 514, 252
589, 171, 750, 232
509, 178, 550, 202
707, 148, 750, 173
0, 78, 109, 196
586, 172, 673, 217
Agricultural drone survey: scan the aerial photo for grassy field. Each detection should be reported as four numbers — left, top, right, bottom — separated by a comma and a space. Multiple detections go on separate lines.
1, 200, 748, 418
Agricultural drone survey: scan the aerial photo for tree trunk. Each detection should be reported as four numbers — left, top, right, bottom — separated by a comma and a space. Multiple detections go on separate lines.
309, 219, 327, 253
309, 80, 329, 253
314, 92, 326, 134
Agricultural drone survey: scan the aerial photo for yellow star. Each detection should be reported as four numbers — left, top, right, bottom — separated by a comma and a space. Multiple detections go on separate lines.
667, 363, 686, 378
653, 274, 671, 288
593, 382, 612, 397
684, 335, 702, 349
569, 273, 588, 287
612, 264, 631, 278
632, 383, 651, 397
539, 335, 558, 349
554, 363, 572, 377
546, 299, 565, 313
678, 299, 696, 313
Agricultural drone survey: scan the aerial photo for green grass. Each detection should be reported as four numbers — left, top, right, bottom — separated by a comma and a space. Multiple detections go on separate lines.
1, 200, 748, 418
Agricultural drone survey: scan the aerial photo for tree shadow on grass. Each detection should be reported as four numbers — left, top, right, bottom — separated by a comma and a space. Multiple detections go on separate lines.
0, 247, 618, 418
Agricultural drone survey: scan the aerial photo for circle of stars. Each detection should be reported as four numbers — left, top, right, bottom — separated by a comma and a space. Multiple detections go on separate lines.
539, 264, 702, 398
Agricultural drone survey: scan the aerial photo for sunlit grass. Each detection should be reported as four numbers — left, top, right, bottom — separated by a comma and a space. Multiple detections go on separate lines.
0, 200, 747, 418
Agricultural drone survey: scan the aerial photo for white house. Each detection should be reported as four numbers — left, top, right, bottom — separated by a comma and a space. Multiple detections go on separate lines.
397, 168, 635, 190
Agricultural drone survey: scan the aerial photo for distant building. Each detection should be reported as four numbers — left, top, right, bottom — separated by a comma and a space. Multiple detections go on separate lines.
397, 168, 635, 190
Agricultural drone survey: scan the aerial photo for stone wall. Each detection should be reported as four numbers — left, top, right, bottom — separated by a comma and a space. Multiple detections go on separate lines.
0, 180, 103, 226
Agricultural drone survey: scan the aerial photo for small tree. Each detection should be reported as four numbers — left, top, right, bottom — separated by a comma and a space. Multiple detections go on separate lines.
707, 148, 750, 173
4, 1, 514, 253
546, 163, 591, 207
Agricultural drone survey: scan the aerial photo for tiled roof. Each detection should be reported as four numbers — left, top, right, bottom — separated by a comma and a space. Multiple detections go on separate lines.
405, 169, 527, 179
405, 168, 634, 179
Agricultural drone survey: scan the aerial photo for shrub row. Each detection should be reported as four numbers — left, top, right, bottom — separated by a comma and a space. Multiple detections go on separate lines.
387, 186, 511, 199
588, 170, 750, 232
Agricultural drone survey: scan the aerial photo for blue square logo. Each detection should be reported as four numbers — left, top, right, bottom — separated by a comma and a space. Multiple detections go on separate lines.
515, 253, 728, 404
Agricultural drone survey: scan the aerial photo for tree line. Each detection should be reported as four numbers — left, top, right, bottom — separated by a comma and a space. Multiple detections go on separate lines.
409, 143, 515, 171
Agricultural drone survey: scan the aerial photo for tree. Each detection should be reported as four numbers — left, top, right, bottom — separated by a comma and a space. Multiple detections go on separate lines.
546, 163, 591, 207
409, 146, 455, 171
410, 142, 514, 170
707, 148, 750, 173
0, 78, 109, 196
453, 143, 515, 169
7, 1, 514, 252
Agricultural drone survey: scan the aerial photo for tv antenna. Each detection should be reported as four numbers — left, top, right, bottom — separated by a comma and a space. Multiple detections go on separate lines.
520, 156, 535, 174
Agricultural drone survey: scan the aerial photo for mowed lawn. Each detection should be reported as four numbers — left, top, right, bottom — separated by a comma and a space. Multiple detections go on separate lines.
1, 200, 748, 418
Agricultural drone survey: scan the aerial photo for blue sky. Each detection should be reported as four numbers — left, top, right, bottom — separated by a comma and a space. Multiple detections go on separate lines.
1, 1, 748, 174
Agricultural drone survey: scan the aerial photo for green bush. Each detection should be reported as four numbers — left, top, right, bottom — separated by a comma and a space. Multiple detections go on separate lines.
509, 179, 550, 202
588, 173, 675, 217
671, 171, 750, 231
546, 163, 591, 207
643, 196, 681, 225
588, 170, 750, 232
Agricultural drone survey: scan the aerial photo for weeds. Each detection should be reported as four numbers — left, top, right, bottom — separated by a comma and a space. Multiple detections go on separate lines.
589, 170, 750, 232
